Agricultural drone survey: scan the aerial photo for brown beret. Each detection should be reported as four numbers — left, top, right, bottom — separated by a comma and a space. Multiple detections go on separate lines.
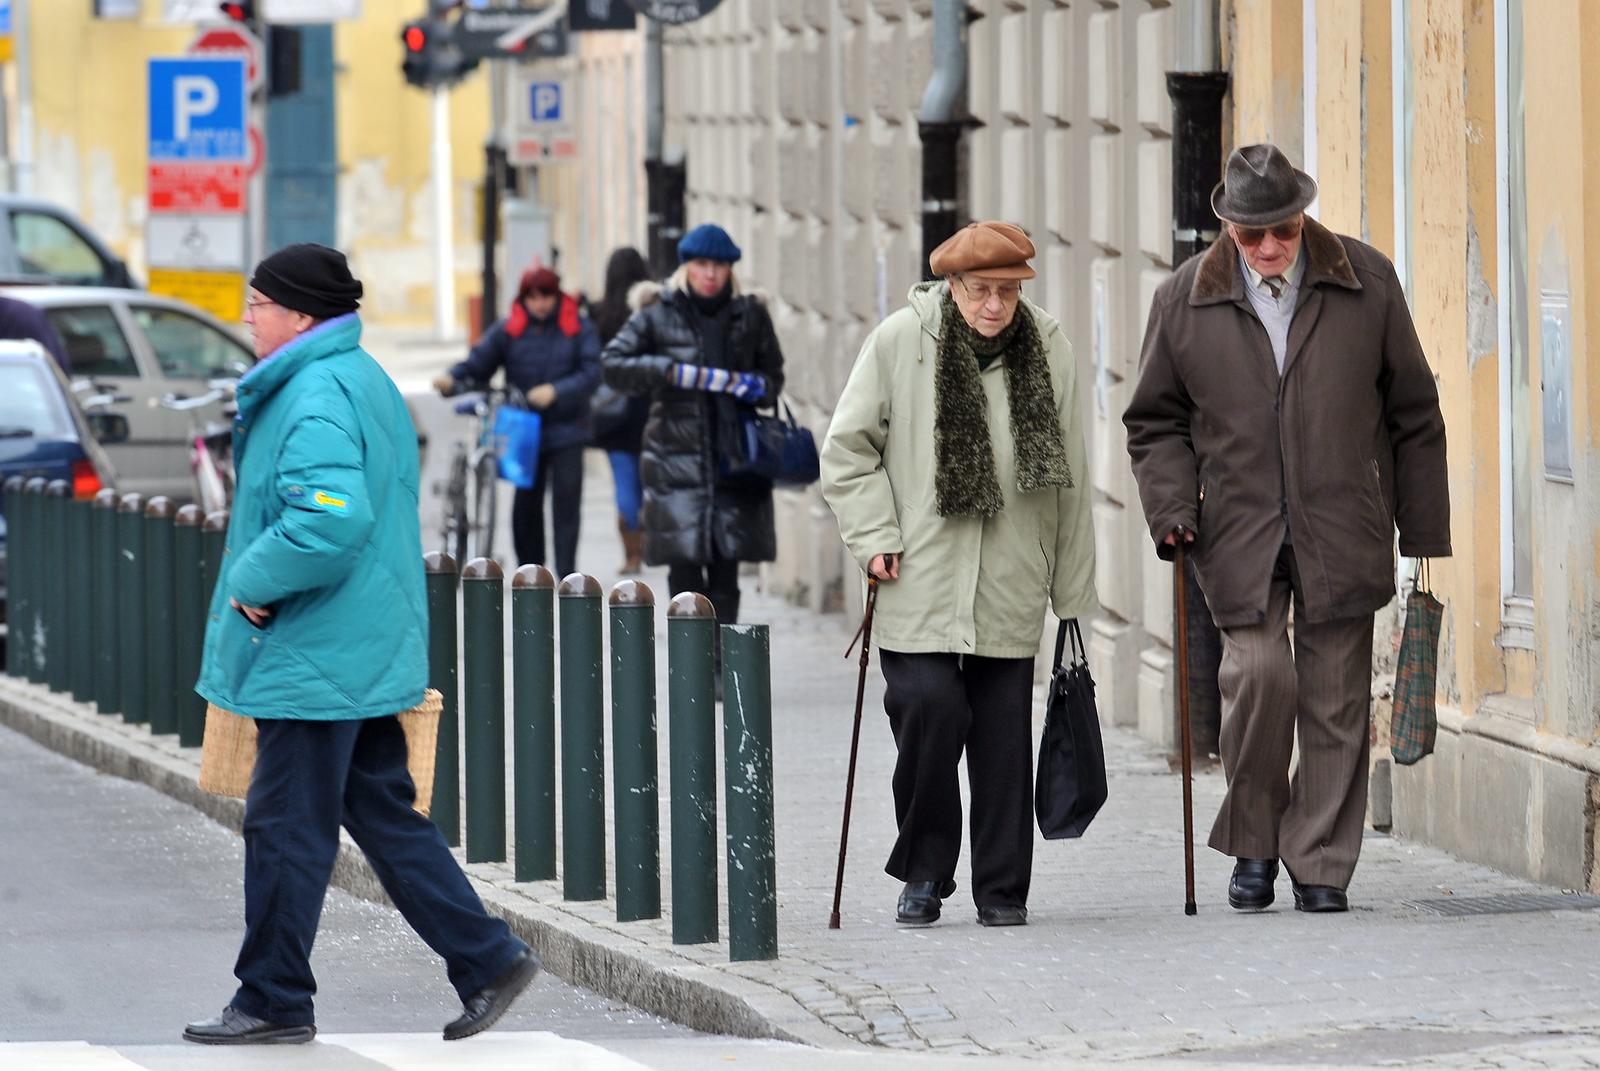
929, 221, 1037, 280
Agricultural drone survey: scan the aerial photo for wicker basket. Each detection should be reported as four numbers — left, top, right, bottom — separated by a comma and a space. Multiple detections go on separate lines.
198, 690, 444, 817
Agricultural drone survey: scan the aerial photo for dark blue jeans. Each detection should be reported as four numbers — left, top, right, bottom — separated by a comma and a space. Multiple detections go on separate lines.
231, 716, 526, 1026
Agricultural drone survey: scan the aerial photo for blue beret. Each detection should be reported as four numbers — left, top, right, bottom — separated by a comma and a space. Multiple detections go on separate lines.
677, 223, 742, 265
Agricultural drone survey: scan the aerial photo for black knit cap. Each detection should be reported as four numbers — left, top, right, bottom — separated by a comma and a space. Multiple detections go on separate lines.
249, 243, 364, 319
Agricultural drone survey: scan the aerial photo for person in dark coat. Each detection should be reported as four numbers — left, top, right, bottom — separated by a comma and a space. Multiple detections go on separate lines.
0, 294, 69, 372
588, 247, 655, 574
600, 223, 785, 629
434, 266, 601, 577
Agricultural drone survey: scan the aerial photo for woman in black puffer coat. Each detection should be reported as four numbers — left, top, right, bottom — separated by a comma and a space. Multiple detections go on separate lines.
600, 224, 785, 629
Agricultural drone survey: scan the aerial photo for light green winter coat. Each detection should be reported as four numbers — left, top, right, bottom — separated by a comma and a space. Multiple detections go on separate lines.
820, 282, 1097, 658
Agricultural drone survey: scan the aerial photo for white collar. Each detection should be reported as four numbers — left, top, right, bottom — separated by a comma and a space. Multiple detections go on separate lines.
1240, 245, 1304, 294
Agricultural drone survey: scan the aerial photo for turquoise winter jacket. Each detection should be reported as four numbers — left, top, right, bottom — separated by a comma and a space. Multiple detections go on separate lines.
196, 314, 427, 720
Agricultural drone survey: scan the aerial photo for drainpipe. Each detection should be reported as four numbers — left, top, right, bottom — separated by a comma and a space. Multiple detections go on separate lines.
1166, 0, 1228, 767
917, 0, 966, 280
14, 0, 34, 197
642, 20, 684, 278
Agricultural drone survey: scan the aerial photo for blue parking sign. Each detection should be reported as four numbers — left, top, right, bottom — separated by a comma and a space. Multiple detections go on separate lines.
148, 57, 247, 162
529, 82, 563, 122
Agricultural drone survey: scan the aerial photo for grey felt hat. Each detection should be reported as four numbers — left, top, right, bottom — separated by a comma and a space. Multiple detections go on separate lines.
1210, 143, 1318, 226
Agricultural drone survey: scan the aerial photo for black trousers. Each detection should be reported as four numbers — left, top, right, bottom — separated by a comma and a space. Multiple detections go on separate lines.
231, 717, 526, 1026
512, 444, 584, 577
667, 558, 741, 625
879, 650, 1036, 909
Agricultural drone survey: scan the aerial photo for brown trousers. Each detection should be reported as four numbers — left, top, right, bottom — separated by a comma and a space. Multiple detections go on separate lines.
1209, 545, 1375, 889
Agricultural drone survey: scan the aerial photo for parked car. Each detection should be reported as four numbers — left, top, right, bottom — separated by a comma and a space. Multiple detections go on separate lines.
0, 339, 123, 627
0, 196, 137, 289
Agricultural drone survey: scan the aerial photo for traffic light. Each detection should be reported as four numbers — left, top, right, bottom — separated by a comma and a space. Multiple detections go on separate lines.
400, 15, 478, 90
218, 1, 255, 21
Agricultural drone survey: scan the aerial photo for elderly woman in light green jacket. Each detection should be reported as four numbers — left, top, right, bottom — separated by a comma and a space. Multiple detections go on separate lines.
820, 221, 1097, 929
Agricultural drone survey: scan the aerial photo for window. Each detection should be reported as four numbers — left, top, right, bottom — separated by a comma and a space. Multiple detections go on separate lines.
43, 306, 139, 379
132, 306, 252, 380
9, 211, 107, 284
0, 360, 74, 441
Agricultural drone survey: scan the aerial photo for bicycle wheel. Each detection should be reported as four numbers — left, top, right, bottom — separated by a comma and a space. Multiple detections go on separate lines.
471, 452, 499, 563
442, 446, 470, 566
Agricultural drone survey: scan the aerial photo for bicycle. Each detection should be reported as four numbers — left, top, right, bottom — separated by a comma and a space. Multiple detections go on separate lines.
159, 378, 238, 513
434, 381, 522, 567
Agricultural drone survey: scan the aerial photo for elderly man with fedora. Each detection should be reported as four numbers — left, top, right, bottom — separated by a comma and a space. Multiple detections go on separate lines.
822, 222, 1097, 927
1124, 144, 1450, 913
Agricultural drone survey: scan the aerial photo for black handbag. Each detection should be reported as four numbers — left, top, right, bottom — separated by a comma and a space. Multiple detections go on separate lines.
1034, 619, 1109, 840
717, 397, 820, 489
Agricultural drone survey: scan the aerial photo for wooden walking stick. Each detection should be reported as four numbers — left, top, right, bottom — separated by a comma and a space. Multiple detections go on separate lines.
1173, 535, 1198, 916
829, 566, 883, 930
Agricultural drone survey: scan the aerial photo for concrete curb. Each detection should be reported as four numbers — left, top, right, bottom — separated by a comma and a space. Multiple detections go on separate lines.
0, 678, 852, 1052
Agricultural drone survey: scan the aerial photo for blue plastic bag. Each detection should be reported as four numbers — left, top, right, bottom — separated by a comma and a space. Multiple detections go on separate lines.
493, 406, 542, 489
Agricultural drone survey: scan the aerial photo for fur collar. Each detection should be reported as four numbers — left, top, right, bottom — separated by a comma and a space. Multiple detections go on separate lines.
628, 270, 769, 312
1189, 216, 1361, 306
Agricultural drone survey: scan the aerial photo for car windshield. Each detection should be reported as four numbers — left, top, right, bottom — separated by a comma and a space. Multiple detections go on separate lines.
0, 359, 73, 440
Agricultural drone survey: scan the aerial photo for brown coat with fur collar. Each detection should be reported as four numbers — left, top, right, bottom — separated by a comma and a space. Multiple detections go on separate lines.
1122, 217, 1450, 628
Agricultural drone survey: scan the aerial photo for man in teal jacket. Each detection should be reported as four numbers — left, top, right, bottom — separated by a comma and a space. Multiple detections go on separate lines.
184, 245, 538, 1046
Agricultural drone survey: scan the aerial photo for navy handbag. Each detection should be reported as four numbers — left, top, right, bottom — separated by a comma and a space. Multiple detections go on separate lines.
718, 398, 820, 489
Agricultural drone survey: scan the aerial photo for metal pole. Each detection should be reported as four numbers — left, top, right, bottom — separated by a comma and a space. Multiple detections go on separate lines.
66, 497, 93, 702
174, 506, 206, 746
917, 0, 968, 278
43, 479, 69, 693
201, 511, 229, 613
667, 592, 718, 945
2, 476, 23, 678
481, 58, 504, 337
643, 17, 666, 273
722, 623, 776, 960
512, 564, 557, 882
462, 557, 506, 863
432, 85, 456, 341
92, 489, 120, 713
560, 573, 606, 902
425, 552, 462, 844
144, 497, 177, 734
13, 0, 34, 197
117, 493, 147, 724
610, 580, 660, 922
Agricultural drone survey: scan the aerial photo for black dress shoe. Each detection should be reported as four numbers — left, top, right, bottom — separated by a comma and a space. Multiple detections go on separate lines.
896, 880, 954, 925
443, 948, 542, 1041
1228, 857, 1279, 910
183, 1006, 315, 1045
976, 905, 1028, 927
1290, 876, 1349, 913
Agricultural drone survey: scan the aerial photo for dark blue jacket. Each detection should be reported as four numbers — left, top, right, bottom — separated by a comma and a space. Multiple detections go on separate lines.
0, 296, 68, 373
449, 297, 602, 453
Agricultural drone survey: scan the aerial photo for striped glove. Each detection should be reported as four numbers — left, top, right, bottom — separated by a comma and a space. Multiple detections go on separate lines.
669, 363, 767, 401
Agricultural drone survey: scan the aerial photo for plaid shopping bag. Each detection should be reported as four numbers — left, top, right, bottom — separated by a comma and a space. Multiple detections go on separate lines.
1390, 561, 1443, 766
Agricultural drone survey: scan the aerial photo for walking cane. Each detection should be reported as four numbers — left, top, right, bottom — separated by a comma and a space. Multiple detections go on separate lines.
1173, 534, 1198, 916
829, 563, 884, 930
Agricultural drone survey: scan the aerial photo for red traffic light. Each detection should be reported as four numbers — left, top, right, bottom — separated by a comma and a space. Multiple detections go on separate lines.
404, 25, 428, 52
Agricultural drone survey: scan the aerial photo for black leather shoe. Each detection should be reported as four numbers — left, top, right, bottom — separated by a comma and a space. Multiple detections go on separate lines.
443, 948, 542, 1041
976, 905, 1028, 927
183, 1006, 315, 1045
896, 880, 954, 925
1228, 857, 1279, 910
1290, 876, 1349, 913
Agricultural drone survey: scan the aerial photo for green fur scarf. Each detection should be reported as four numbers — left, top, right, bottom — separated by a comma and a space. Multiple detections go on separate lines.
933, 292, 1073, 517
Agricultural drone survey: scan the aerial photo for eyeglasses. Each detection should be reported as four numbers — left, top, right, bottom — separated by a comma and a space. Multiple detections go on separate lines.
245, 298, 279, 312
955, 277, 1023, 304
1232, 218, 1304, 247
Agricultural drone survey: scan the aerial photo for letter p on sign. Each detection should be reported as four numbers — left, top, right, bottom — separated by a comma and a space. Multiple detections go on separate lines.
530, 82, 562, 122
174, 76, 220, 142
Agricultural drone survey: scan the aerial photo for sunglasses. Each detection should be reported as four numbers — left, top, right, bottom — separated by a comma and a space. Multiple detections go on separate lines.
1232, 219, 1303, 246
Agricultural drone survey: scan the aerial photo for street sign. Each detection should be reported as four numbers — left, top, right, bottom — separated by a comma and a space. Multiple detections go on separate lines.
148, 57, 248, 162
148, 268, 246, 322
189, 25, 264, 93
456, 7, 569, 61
0, 0, 12, 64
627, 0, 722, 23
148, 163, 247, 214
570, 0, 637, 31
507, 69, 577, 165
147, 215, 247, 271
262, 0, 363, 21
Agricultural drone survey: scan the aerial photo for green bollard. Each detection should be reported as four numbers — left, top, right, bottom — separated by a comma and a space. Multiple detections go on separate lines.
117, 492, 147, 724
91, 489, 120, 713
559, 573, 606, 902
201, 511, 228, 606
66, 497, 95, 703
144, 497, 177, 735
668, 592, 719, 944
722, 623, 777, 961
461, 557, 505, 864
44, 480, 71, 694
610, 580, 660, 921
173, 505, 206, 746
3, 475, 26, 679
424, 552, 460, 845
511, 565, 556, 882
19, 477, 47, 683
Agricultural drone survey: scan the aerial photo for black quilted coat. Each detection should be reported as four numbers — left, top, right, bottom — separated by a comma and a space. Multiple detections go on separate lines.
601, 282, 786, 566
